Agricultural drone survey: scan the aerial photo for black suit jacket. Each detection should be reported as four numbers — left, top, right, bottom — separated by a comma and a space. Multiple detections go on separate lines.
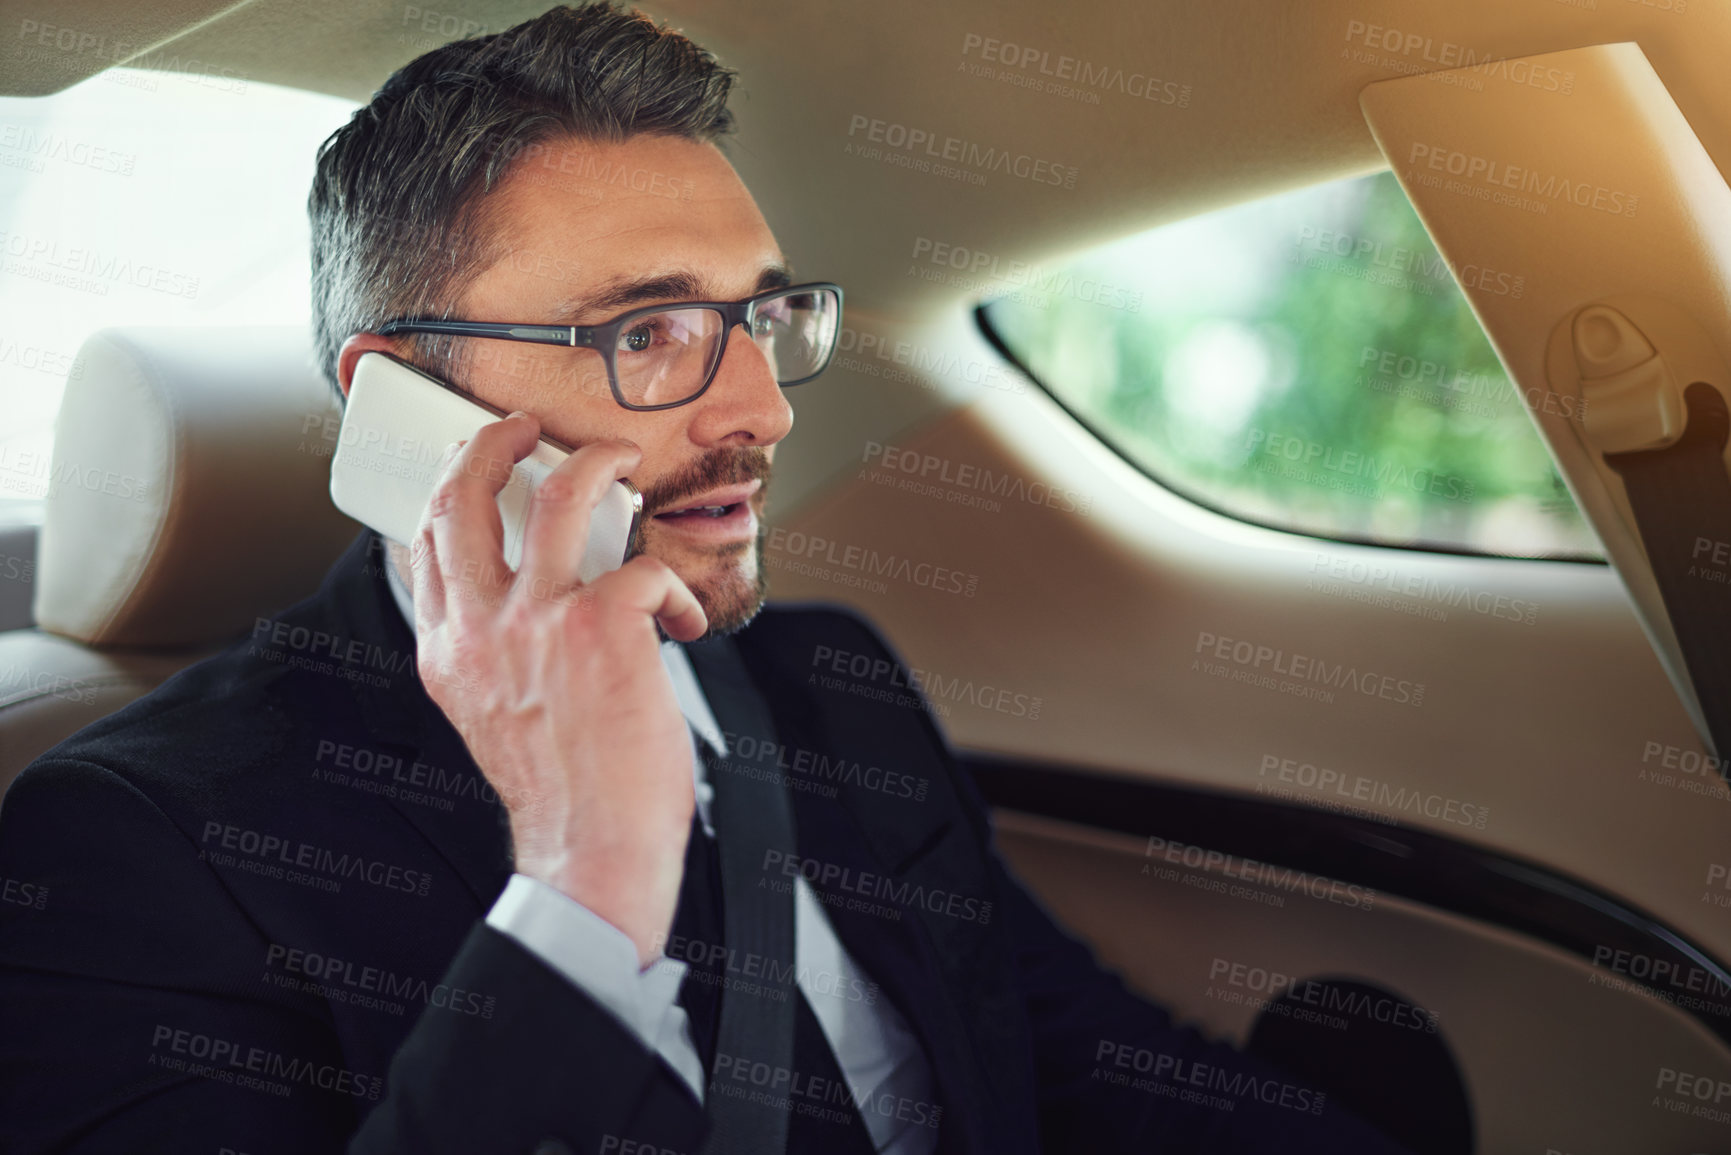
0, 530, 1407, 1154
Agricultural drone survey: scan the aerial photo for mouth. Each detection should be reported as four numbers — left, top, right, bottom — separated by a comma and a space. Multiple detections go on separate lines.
650, 479, 763, 542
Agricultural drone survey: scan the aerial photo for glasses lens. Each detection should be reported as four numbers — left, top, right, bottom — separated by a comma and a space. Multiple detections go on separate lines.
750, 287, 840, 384
612, 307, 726, 407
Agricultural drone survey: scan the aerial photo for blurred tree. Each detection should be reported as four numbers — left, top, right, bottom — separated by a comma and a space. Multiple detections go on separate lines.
984, 171, 1597, 559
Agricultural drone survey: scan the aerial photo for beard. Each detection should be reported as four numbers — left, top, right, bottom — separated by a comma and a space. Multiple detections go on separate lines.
634, 446, 774, 643
680, 518, 770, 641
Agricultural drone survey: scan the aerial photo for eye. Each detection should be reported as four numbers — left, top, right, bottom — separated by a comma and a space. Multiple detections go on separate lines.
620, 320, 660, 354
753, 300, 791, 336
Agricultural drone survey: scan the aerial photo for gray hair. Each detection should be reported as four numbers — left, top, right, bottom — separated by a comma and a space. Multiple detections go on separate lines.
308, 2, 737, 399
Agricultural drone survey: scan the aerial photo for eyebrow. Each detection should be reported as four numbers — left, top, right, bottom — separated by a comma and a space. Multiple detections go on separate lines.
555, 263, 794, 322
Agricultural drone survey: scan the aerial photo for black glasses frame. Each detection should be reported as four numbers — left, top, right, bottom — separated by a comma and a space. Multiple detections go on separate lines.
377, 281, 844, 412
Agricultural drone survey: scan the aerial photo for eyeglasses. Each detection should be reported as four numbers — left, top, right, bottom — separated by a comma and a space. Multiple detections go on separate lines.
378, 281, 844, 412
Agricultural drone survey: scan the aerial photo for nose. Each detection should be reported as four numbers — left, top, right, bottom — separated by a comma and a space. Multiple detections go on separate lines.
686, 321, 794, 447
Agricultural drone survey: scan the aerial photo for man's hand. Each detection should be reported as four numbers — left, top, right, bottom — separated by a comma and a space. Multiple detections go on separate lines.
408, 411, 707, 968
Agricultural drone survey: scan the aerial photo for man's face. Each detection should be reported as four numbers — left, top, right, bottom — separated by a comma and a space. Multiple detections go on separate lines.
445, 133, 793, 637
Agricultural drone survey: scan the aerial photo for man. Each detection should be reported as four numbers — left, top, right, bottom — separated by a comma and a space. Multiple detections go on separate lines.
0, 5, 1410, 1152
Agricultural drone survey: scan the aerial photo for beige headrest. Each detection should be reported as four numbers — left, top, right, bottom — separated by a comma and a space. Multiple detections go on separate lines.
33, 327, 359, 649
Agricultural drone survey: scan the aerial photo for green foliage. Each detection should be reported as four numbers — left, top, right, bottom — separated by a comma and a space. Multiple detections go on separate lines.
983, 172, 1596, 558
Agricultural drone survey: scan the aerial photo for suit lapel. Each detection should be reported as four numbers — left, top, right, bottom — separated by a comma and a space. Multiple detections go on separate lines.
320, 531, 514, 913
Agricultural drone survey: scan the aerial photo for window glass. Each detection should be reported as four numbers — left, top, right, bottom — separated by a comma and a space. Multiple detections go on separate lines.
0, 67, 358, 516
979, 171, 1600, 559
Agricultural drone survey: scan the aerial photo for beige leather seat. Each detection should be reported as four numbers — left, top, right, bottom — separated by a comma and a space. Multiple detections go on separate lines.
0, 326, 359, 802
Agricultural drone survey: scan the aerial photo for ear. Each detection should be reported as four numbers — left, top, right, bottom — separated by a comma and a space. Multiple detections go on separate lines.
336, 333, 402, 400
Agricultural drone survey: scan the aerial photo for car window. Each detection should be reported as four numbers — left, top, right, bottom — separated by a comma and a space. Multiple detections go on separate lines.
0, 67, 358, 518
978, 171, 1601, 560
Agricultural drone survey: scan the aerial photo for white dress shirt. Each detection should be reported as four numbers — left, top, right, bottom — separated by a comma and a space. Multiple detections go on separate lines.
383, 558, 937, 1154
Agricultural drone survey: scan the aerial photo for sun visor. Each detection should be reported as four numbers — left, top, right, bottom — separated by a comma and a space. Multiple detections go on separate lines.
1360, 41, 1731, 754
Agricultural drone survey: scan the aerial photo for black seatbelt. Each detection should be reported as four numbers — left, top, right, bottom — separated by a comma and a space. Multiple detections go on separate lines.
685, 635, 799, 1155
1604, 380, 1731, 777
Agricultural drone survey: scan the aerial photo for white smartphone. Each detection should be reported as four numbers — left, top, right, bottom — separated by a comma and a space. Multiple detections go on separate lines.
329, 352, 642, 581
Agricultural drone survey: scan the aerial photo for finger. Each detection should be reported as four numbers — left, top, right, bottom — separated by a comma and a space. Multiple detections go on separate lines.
423, 412, 539, 610
589, 555, 708, 643
408, 440, 466, 634
407, 514, 449, 635
514, 438, 643, 595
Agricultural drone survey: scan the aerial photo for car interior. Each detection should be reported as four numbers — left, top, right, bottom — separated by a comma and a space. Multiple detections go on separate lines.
4, 1, 1731, 1150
